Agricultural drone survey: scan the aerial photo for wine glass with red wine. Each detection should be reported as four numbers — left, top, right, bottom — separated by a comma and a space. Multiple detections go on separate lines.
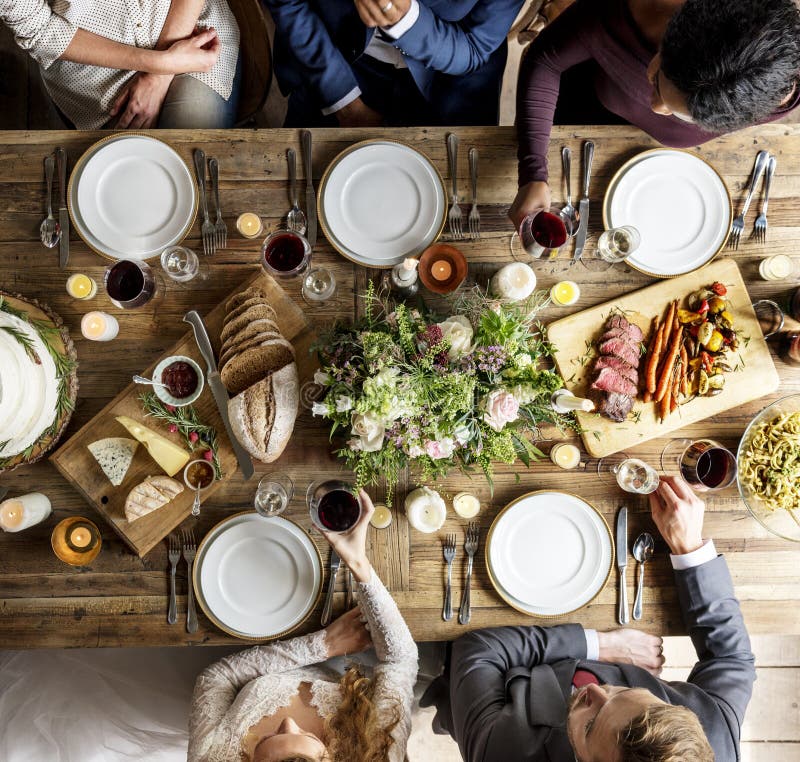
511, 205, 574, 260
104, 259, 157, 309
307, 479, 363, 534
660, 438, 737, 492
261, 229, 311, 279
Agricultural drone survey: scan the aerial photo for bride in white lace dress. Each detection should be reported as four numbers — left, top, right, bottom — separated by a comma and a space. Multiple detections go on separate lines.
188, 491, 418, 762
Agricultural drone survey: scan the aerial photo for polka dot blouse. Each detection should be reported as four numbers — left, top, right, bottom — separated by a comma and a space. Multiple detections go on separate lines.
0, 0, 240, 129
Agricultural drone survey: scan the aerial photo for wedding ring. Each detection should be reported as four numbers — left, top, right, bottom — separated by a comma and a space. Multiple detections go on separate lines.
381, 1, 394, 11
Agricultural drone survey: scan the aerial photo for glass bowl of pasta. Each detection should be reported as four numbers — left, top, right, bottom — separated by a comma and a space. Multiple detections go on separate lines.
737, 394, 800, 542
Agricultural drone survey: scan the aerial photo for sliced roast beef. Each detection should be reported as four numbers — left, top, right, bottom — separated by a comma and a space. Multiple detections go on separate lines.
594, 355, 638, 384
600, 327, 640, 345
607, 315, 643, 342
598, 338, 640, 367
591, 368, 638, 397
600, 392, 635, 422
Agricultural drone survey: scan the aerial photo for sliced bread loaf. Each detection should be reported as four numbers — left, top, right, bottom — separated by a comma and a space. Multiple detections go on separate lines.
221, 305, 280, 345
219, 330, 284, 371
226, 296, 277, 326
220, 317, 281, 358
225, 286, 267, 314
220, 337, 295, 395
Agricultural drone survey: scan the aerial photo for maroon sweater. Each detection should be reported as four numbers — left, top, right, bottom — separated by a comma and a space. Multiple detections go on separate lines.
517, 0, 800, 185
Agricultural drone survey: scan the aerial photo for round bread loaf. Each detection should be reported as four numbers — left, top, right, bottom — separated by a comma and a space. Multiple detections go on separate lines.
221, 305, 280, 345
220, 337, 295, 395
225, 286, 267, 314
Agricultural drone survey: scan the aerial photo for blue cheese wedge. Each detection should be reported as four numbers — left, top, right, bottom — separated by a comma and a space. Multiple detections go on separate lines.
87, 437, 139, 486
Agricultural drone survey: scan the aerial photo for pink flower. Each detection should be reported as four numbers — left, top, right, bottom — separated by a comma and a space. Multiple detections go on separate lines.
424, 437, 455, 460
483, 390, 520, 432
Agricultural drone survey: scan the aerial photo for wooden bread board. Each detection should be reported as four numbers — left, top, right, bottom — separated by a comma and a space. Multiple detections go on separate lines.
547, 259, 778, 458
51, 271, 316, 557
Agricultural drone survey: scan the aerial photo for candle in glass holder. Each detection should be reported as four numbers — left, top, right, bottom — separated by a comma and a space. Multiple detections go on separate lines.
81, 311, 119, 342
491, 262, 536, 301
431, 260, 453, 282
550, 280, 580, 306
759, 254, 794, 281
405, 487, 447, 533
370, 503, 393, 529
52, 517, 102, 566
236, 213, 263, 239
0, 493, 51, 532
550, 443, 581, 470
452, 492, 481, 519
66, 274, 97, 300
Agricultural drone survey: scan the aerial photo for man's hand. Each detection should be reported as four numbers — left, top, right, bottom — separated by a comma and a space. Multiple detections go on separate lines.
110, 73, 173, 129
508, 181, 551, 231
161, 27, 221, 74
597, 628, 665, 676
320, 489, 374, 583
324, 607, 372, 657
649, 475, 706, 556
336, 97, 384, 127
354, 0, 411, 28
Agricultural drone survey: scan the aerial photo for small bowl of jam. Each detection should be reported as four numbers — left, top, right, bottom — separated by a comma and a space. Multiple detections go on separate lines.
152, 355, 204, 407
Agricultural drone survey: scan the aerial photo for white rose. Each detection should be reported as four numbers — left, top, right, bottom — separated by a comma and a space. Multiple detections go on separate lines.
335, 396, 353, 413
314, 370, 330, 385
514, 353, 533, 368
351, 412, 385, 452
407, 444, 425, 458
312, 402, 329, 417
437, 315, 475, 359
453, 423, 472, 445
483, 390, 520, 432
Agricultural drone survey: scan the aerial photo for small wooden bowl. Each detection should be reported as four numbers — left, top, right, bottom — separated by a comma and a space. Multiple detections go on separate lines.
418, 244, 468, 294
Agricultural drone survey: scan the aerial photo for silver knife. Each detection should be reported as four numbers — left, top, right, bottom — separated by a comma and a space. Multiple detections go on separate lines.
321, 547, 341, 626
56, 147, 69, 268
300, 130, 317, 247
616, 506, 629, 625
183, 311, 254, 481
572, 140, 595, 262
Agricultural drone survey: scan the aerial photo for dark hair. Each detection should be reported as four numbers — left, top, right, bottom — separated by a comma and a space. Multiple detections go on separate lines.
660, 0, 800, 131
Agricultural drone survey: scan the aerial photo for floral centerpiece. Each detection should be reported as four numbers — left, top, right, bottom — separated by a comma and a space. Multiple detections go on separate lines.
312, 285, 574, 501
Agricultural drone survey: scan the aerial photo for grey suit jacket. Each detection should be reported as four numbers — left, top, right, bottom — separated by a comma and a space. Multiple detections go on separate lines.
421, 556, 755, 761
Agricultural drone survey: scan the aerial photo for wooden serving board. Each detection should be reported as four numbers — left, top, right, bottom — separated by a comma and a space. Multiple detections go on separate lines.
547, 259, 779, 458
51, 271, 316, 557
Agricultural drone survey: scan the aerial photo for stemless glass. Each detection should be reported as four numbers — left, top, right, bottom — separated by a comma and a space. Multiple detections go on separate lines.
661, 438, 737, 492
254, 472, 294, 518
261, 229, 311, 278
104, 259, 156, 309
307, 479, 363, 534
511, 205, 574, 259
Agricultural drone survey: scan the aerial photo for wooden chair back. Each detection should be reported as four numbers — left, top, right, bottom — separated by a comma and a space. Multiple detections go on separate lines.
226, 0, 272, 124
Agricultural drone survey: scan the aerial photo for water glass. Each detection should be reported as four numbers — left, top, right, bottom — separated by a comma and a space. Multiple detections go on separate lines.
302, 267, 336, 302
161, 246, 200, 283
596, 225, 641, 263
254, 472, 294, 517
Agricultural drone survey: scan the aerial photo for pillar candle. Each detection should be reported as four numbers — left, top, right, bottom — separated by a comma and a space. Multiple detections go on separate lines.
0, 493, 52, 532
491, 262, 537, 301
81, 311, 119, 342
405, 487, 447, 533
551, 389, 595, 413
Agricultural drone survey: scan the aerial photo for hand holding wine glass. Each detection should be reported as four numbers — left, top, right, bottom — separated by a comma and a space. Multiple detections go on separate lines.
508, 181, 551, 231
319, 489, 375, 583
648, 475, 706, 556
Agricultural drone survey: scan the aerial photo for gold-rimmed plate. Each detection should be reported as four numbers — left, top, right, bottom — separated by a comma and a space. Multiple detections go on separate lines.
318, 139, 446, 268
68, 133, 198, 261
486, 490, 614, 618
602, 148, 731, 278
193, 512, 322, 641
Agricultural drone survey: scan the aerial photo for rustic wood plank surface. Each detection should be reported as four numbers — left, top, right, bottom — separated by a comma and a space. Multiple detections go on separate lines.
1, 125, 800, 647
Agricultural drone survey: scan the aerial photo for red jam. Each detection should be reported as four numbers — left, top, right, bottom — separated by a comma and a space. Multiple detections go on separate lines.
161, 361, 198, 399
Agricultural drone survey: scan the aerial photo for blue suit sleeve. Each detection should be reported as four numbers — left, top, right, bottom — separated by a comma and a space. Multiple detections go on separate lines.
264, 0, 360, 111
393, 0, 524, 75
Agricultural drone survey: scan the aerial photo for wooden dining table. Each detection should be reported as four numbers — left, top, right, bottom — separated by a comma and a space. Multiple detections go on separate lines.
1, 124, 799, 648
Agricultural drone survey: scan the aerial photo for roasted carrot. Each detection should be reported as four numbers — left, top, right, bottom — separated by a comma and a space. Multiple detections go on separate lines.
658, 383, 671, 422
670, 362, 681, 413
644, 318, 664, 396
679, 342, 689, 396
654, 309, 682, 402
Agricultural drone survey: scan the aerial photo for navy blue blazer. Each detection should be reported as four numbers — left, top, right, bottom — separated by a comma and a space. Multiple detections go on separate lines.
266, 0, 524, 112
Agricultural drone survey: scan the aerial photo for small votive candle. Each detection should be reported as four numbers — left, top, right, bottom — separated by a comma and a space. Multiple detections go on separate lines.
51, 517, 102, 566
759, 254, 794, 281
452, 492, 481, 519
550, 280, 580, 306
0, 493, 51, 532
236, 212, 264, 239
370, 503, 393, 529
66, 273, 97, 300
550, 443, 581, 470
431, 260, 453, 281
81, 311, 119, 342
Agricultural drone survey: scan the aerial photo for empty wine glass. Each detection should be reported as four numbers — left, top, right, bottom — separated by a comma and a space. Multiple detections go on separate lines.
254, 472, 294, 517
302, 267, 336, 303
161, 246, 202, 283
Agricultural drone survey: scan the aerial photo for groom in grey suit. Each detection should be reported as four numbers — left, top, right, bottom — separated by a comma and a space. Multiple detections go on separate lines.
422, 475, 755, 761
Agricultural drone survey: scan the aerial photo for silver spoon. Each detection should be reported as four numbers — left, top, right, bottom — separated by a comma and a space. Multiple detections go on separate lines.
40, 155, 61, 249
190, 485, 201, 517
561, 146, 579, 238
132, 374, 170, 391
286, 148, 307, 235
632, 532, 655, 621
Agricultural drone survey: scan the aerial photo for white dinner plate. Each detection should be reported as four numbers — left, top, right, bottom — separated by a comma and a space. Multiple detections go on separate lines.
487, 491, 613, 616
194, 513, 322, 640
68, 135, 197, 261
319, 140, 446, 268
603, 149, 731, 278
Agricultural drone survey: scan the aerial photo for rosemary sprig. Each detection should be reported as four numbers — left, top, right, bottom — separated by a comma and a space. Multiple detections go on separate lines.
0, 325, 40, 363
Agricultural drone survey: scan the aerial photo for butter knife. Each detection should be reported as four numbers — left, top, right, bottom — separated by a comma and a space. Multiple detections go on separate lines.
616, 506, 629, 625
321, 547, 341, 626
300, 130, 317, 247
183, 311, 254, 481
56, 147, 69, 268
572, 140, 594, 262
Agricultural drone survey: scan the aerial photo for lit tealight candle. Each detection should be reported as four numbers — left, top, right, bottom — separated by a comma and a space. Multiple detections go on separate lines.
759, 254, 794, 281
550, 280, 580, 307
550, 443, 581, 470
0, 493, 52, 533
81, 311, 119, 342
66, 274, 97, 300
405, 487, 447, 533
69, 527, 92, 548
491, 262, 537, 302
431, 259, 453, 282
452, 492, 481, 519
236, 212, 263, 239
370, 503, 393, 529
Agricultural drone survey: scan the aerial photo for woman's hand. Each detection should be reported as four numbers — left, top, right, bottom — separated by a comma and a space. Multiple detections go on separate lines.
161, 28, 221, 75
324, 607, 372, 657
110, 73, 173, 129
508, 180, 551, 231
320, 489, 374, 583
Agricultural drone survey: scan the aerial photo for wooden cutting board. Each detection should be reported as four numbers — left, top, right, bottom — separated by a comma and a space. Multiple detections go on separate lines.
547, 259, 779, 458
51, 271, 316, 557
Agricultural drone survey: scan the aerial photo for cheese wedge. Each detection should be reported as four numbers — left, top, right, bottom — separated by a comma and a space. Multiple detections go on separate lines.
115, 416, 191, 477
125, 476, 184, 522
87, 437, 138, 486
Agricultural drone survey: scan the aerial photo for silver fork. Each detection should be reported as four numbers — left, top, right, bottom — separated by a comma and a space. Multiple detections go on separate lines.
167, 534, 180, 625
193, 149, 215, 256
442, 533, 457, 621
209, 157, 227, 250
459, 523, 479, 625
468, 147, 480, 240
286, 148, 307, 235
182, 528, 198, 634
754, 154, 776, 244
729, 150, 768, 250
446, 133, 463, 240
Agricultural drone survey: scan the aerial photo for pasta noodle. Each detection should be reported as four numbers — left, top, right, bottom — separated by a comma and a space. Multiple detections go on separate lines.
739, 411, 800, 514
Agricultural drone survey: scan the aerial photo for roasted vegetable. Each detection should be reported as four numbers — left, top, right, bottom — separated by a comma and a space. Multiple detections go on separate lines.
678, 309, 704, 324
711, 282, 727, 296
706, 330, 724, 353
698, 369, 710, 395
697, 321, 715, 347
707, 373, 725, 390
708, 296, 727, 314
